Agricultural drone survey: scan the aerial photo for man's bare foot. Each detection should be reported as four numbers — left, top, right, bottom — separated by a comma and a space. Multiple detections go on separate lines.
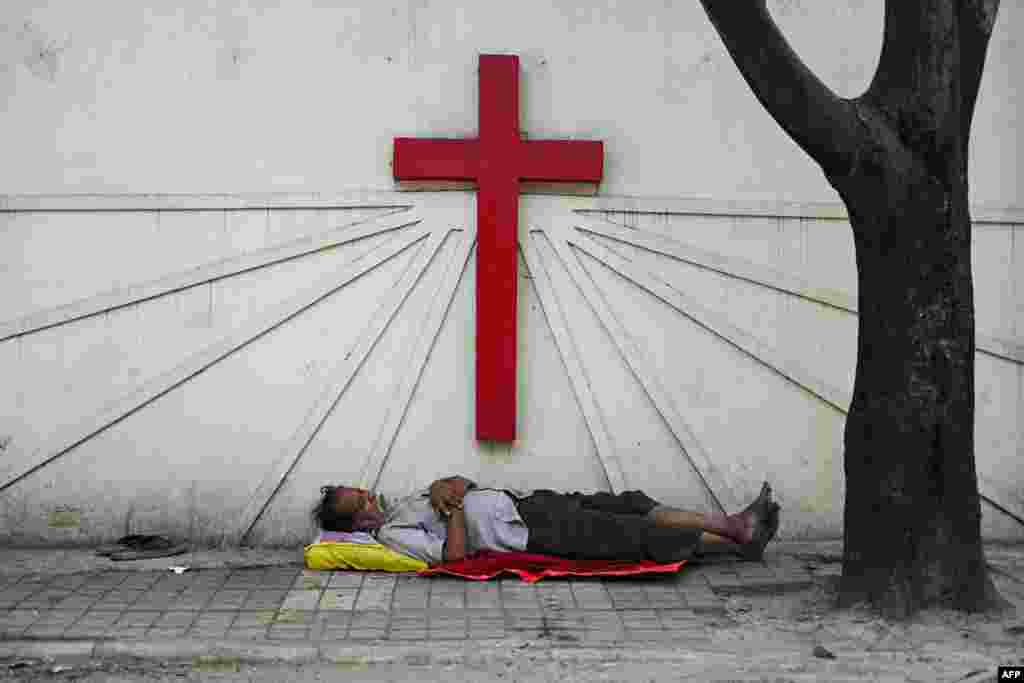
740, 501, 781, 561
731, 482, 773, 544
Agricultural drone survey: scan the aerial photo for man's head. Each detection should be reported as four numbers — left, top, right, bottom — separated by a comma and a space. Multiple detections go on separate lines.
311, 485, 386, 532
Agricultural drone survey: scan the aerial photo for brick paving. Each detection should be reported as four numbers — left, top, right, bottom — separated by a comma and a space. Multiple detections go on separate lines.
0, 557, 816, 646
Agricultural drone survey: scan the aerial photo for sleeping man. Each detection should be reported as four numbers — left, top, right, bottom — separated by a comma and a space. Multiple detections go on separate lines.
312, 477, 780, 567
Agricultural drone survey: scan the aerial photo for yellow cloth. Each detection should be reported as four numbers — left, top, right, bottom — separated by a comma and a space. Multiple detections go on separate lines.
303, 542, 427, 572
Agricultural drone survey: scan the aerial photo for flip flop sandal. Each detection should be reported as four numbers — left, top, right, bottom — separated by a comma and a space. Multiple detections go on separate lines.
95, 534, 156, 557
107, 535, 190, 561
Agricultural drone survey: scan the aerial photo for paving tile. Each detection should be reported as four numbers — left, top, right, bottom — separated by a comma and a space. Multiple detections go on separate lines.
347, 610, 389, 638
355, 579, 395, 611
207, 589, 251, 609
620, 609, 662, 630
465, 582, 500, 609
392, 587, 429, 610
320, 588, 358, 611
389, 612, 428, 640
282, 589, 322, 611
153, 611, 199, 628
167, 591, 214, 609
627, 629, 677, 642
500, 582, 539, 608
644, 584, 687, 608
327, 572, 365, 588
147, 626, 191, 639
704, 569, 746, 594
268, 626, 311, 639
319, 628, 352, 641
604, 587, 650, 609
269, 608, 315, 625
223, 569, 268, 588
187, 625, 231, 639
149, 575, 195, 592
118, 574, 163, 590
48, 593, 100, 610
73, 610, 123, 630
78, 575, 129, 590
319, 611, 353, 628
22, 623, 70, 638
225, 626, 270, 640
113, 610, 163, 628
468, 612, 506, 639
0, 609, 43, 630
429, 613, 467, 640
262, 569, 302, 587
0, 588, 40, 608
571, 583, 614, 609
107, 626, 149, 640
582, 611, 626, 642
504, 614, 545, 635
16, 589, 76, 608
192, 612, 238, 627
537, 583, 574, 610
295, 570, 329, 590
129, 593, 183, 610
243, 590, 288, 609
47, 575, 90, 591
429, 585, 465, 609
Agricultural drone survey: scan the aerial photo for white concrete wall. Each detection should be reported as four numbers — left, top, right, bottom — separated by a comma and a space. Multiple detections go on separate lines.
0, 0, 1021, 546
1, 1, 1020, 203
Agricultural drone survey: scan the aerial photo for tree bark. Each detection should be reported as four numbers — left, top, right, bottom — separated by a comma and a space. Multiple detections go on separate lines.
697, 0, 1005, 616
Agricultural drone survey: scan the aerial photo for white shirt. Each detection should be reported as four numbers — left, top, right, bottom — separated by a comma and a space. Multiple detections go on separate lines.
375, 488, 529, 565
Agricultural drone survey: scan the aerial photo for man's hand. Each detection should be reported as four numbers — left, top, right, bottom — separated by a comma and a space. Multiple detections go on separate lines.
429, 477, 471, 517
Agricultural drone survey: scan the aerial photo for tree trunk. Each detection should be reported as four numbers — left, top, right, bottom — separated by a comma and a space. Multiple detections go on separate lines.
696, 0, 1005, 616
829, 148, 1000, 616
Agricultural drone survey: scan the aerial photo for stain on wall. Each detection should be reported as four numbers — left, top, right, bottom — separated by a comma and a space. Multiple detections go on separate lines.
10, 20, 70, 82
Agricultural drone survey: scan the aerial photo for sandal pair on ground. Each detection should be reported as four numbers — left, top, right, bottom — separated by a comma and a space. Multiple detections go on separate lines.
95, 534, 189, 561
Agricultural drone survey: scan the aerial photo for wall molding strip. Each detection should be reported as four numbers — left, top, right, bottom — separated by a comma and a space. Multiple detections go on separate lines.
0, 208, 419, 342
0, 226, 431, 494
235, 226, 453, 544
576, 196, 1024, 226
542, 225, 737, 512
0, 192, 414, 212
577, 217, 1023, 366
522, 234, 627, 493
3, 192, 1021, 225
361, 230, 476, 492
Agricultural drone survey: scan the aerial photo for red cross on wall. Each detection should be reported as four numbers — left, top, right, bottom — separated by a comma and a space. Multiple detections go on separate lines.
393, 54, 604, 442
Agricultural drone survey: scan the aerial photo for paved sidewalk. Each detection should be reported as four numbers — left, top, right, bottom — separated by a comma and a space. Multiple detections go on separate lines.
0, 552, 814, 645
0, 541, 1021, 676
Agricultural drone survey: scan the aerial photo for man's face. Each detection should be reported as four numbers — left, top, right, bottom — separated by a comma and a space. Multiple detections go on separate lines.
333, 487, 379, 517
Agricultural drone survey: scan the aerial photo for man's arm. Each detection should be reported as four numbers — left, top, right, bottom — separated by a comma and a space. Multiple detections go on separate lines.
429, 476, 477, 516
442, 508, 467, 562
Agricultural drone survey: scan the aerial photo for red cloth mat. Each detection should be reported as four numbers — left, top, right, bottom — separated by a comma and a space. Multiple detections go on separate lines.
418, 550, 686, 583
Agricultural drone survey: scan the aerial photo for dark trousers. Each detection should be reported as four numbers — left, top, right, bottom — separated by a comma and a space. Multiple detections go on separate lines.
512, 490, 702, 564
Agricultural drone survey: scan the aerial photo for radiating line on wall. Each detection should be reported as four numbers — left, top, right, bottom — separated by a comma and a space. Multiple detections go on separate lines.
578, 216, 1022, 365
577, 217, 857, 313
0, 225, 431, 494
235, 226, 453, 545
569, 229, 852, 413
542, 224, 737, 513
362, 230, 476, 492
0, 208, 416, 342
522, 231, 627, 494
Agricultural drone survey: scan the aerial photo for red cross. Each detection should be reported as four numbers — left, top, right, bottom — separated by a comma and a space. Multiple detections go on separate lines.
393, 54, 603, 442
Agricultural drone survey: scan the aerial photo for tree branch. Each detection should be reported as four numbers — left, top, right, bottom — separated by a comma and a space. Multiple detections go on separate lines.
697, 0, 862, 177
